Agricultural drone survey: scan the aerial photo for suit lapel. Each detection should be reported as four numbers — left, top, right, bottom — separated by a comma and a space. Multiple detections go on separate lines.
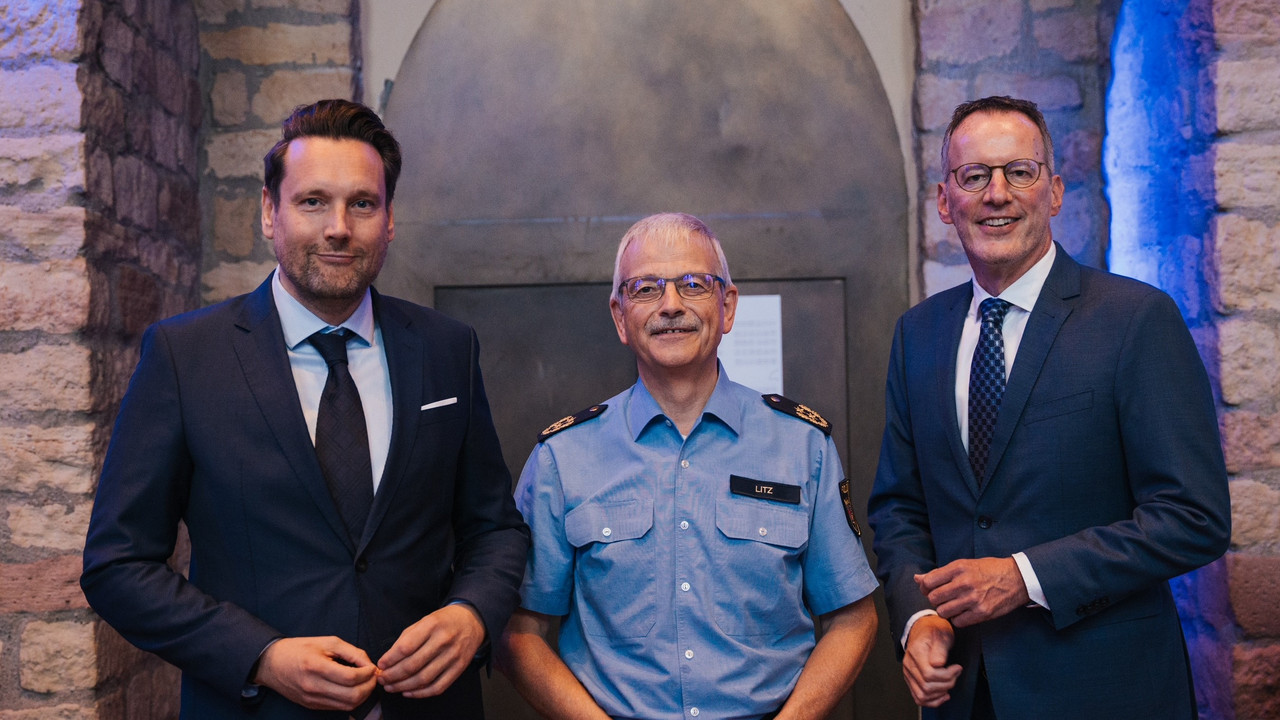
232, 275, 354, 552
937, 284, 984, 497
359, 290, 424, 552
983, 246, 1080, 488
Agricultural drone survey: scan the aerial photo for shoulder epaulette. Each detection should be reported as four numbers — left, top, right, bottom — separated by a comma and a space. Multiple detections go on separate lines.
538, 404, 608, 442
762, 394, 832, 436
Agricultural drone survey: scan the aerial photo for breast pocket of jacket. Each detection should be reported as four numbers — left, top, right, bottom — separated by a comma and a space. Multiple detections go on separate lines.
564, 498, 656, 638
713, 498, 810, 637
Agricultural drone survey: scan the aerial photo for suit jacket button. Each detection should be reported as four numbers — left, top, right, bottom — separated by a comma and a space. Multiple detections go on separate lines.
355, 559, 368, 573
977, 516, 993, 529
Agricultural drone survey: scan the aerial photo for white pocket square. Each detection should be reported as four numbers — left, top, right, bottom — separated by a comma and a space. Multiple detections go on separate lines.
421, 397, 458, 411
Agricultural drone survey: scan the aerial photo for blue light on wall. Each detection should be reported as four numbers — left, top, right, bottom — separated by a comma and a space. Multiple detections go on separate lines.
1104, 0, 1215, 326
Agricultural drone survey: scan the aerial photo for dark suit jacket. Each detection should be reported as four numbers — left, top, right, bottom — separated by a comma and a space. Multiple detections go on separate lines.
867, 246, 1230, 720
82, 276, 530, 719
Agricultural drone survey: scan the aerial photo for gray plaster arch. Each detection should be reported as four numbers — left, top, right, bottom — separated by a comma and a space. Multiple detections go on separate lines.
377, 1, 912, 716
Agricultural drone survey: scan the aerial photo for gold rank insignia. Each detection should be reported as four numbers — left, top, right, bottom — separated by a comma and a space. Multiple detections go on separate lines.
762, 394, 833, 436
839, 478, 862, 536
537, 404, 608, 442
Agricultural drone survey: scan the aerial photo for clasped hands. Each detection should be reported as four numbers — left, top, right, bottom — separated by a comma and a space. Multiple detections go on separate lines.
903, 556, 1029, 708
254, 603, 485, 712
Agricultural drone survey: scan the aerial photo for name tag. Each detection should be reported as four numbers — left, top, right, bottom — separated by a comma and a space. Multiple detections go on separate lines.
730, 475, 800, 504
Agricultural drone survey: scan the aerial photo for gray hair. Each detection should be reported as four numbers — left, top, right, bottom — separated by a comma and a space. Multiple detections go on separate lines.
610, 213, 733, 303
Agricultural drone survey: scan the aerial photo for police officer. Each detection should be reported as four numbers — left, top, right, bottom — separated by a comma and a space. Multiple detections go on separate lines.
497, 213, 879, 720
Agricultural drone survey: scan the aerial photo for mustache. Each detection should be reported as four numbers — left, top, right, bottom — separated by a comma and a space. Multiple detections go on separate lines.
646, 318, 699, 334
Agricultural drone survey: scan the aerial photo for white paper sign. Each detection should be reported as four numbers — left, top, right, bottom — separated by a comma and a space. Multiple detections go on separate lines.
718, 294, 783, 395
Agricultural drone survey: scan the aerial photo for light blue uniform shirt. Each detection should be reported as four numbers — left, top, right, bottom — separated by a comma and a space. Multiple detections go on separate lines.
515, 371, 878, 720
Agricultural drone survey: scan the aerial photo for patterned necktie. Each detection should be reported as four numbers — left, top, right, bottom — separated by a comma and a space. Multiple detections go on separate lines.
308, 329, 374, 544
968, 298, 1012, 483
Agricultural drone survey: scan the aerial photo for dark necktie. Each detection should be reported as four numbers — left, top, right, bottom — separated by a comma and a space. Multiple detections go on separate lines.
968, 298, 1012, 483
308, 329, 374, 544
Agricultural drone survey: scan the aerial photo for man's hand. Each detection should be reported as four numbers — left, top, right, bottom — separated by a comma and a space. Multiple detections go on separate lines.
377, 603, 486, 698
902, 615, 962, 708
254, 636, 378, 711
915, 556, 1029, 627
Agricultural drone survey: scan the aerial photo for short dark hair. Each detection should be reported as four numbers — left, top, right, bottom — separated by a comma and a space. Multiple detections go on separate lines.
941, 96, 1055, 177
263, 99, 403, 204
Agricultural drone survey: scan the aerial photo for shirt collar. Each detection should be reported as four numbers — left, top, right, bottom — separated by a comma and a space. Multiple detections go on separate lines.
971, 241, 1056, 314
271, 268, 375, 349
626, 363, 742, 441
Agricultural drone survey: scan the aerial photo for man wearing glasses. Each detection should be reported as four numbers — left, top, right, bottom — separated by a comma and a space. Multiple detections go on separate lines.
497, 212, 880, 719
867, 96, 1230, 720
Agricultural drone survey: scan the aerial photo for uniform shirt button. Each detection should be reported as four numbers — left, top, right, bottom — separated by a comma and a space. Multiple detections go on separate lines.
681, 459, 690, 469
354, 558, 368, 573
685, 649, 694, 659
602, 527, 612, 537
977, 516, 993, 530
679, 520, 689, 530
690, 708, 700, 717
759, 527, 768, 537
680, 582, 690, 592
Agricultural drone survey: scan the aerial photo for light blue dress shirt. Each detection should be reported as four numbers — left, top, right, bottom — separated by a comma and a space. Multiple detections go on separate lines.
515, 370, 878, 720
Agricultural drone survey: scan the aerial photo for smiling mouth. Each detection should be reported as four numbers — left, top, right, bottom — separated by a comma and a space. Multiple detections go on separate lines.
652, 327, 695, 335
980, 218, 1016, 227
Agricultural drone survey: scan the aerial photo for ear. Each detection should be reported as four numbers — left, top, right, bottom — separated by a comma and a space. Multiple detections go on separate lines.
937, 181, 954, 226
261, 187, 276, 238
610, 297, 629, 347
1049, 174, 1064, 217
720, 283, 739, 335
386, 201, 396, 242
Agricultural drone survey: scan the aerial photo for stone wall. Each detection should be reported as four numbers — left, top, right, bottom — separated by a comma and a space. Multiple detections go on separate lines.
197, 0, 359, 304
0, 0, 201, 718
1214, 0, 1280, 716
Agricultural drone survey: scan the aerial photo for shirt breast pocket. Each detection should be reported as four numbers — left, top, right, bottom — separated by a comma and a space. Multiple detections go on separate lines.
713, 498, 810, 637
564, 498, 656, 638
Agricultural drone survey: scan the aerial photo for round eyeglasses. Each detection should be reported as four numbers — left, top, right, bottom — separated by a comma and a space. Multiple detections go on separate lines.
619, 273, 725, 303
949, 159, 1046, 193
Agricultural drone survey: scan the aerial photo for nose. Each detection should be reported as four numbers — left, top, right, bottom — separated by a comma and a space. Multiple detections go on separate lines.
983, 168, 1012, 204
326, 208, 351, 240
657, 281, 686, 315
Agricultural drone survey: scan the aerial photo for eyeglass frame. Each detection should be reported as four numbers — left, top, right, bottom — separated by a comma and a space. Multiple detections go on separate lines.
617, 273, 727, 303
947, 158, 1048, 193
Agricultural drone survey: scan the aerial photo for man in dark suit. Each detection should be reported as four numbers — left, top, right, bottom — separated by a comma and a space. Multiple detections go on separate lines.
81, 99, 529, 719
867, 96, 1230, 720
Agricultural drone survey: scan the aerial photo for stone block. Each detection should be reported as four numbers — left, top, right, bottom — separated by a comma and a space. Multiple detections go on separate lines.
1215, 0, 1280, 52
0, 343, 92, 412
153, 49, 189, 118
112, 155, 159, 230
117, 264, 164, 339
201, 259, 276, 304
1215, 214, 1280, 313
1033, 11, 1098, 62
0, 0, 82, 60
0, 705, 96, 720
0, 556, 89, 613
1030, 0, 1073, 9
0, 259, 89, 333
1230, 479, 1280, 554
1216, 143, 1280, 210
101, 12, 136, 91
251, 0, 351, 12
923, 259, 971, 298
916, 75, 968, 132
150, 107, 183, 172
19, 621, 97, 693
7, 500, 93, 551
0, 422, 96, 495
214, 194, 261, 257
252, 67, 355, 124
1234, 642, 1280, 719
205, 129, 276, 180
1049, 187, 1099, 261
1057, 129, 1101, 183
973, 73, 1082, 112
211, 70, 249, 126
0, 134, 86, 205
1216, 59, 1280, 134
0, 63, 81, 132
194, 0, 245, 26
201, 22, 351, 66
0, 205, 87, 261
1219, 316, 1280, 406
919, 0, 1022, 65
1221, 409, 1280, 473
